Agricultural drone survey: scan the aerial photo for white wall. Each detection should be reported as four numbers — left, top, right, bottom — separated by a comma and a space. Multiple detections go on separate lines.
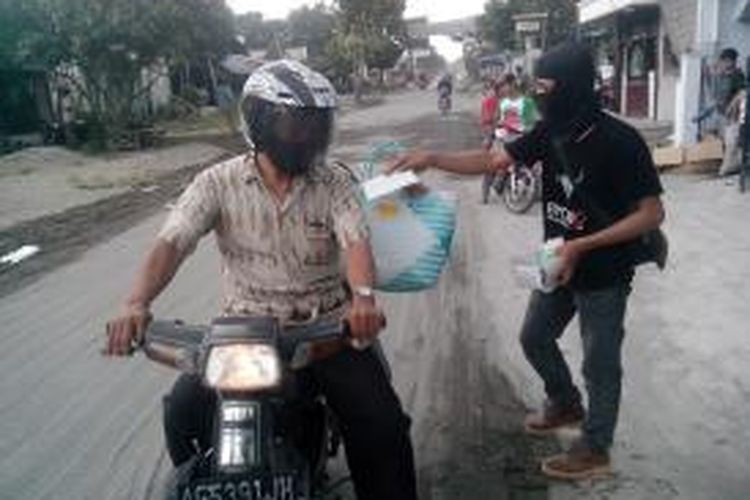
718, 0, 750, 61
674, 53, 702, 144
658, 72, 678, 121
695, 0, 720, 53
657, 19, 679, 122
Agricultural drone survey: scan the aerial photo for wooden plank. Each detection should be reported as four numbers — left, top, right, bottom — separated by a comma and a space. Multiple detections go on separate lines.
685, 137, 724, 163
652, 146, 684, 168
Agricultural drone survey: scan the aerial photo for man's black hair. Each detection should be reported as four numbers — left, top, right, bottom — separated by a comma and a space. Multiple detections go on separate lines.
720, 48, 739, 62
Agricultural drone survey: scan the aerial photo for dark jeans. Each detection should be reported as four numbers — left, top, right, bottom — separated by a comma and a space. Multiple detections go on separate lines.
519, 285, 631, 452
163, 346, 417, 500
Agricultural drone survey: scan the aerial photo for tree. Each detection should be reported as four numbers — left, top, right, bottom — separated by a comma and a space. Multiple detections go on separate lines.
479, 0, 577, 53
536, 0, 577, 48
288, 4, 336, 64
9, 0, 237, 147
478, 1, 514, 53
236, 12, 290, 52
0, 1, 37, 70
0, 1, 47, 134
322, 33, 357, 92
366, 36, 403, 72
336, 0, 405, 39
235, 12, 268, 49
331, 0, 406, 98
167, 0, 238, 62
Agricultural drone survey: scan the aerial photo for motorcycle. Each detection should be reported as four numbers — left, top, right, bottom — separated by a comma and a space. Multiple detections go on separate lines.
481, 127, 540, 214
141, 316, 357, 500
438, 91, 452, 115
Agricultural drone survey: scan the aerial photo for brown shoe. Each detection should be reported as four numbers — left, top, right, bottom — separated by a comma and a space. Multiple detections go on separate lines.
541, 444, 612, 481
524, 401, 584, 436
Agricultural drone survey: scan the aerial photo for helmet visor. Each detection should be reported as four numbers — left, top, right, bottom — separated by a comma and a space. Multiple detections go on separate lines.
271, 106, 333, 147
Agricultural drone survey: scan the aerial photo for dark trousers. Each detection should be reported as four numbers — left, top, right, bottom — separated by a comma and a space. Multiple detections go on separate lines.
519, 285, 630, 452
163, 346, 417, 500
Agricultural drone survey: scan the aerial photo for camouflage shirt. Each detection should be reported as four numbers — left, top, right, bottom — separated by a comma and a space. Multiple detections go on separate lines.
158, 155, 368, 319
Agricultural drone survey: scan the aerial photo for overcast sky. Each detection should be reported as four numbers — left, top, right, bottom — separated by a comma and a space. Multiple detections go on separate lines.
226, 0, 487, 22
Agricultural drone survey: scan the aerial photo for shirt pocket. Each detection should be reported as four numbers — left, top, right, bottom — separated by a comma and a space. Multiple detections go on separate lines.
302, 217, 335, 268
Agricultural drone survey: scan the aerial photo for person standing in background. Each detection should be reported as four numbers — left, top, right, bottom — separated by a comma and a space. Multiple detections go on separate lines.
497, 73, 538, 137
480, 79, 502, 149
714, 48, 745, 117
482, 74, 538, 203
713, 48, 747, 176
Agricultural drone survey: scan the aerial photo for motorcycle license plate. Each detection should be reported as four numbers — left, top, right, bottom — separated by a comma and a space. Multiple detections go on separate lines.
178, 471, 303, 500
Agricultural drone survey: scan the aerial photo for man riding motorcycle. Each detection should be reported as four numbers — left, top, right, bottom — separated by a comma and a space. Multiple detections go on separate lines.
437, 73, 453, 113
105, 60, 417, 500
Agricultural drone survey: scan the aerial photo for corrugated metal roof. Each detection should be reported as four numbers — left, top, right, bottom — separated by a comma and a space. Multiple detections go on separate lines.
579, 0, 659, 24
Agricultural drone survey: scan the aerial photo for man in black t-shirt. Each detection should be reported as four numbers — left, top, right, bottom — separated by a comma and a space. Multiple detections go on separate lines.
388, 43, 665, 480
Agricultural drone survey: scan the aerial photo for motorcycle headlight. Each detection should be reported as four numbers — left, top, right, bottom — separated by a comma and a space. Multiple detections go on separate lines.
204, 343, 282, 391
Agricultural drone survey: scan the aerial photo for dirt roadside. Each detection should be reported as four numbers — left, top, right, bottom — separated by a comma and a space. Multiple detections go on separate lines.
0, 151, 235, 299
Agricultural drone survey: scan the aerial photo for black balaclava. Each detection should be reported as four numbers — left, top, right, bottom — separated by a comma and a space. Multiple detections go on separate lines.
244, 97, 333, 177
534, 42, 599, 134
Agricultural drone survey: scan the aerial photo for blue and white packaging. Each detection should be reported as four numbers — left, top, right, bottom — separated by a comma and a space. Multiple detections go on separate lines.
355, 141, 457, 293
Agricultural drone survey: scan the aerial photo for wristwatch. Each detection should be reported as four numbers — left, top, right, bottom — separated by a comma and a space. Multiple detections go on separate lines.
352, 286, 375, 299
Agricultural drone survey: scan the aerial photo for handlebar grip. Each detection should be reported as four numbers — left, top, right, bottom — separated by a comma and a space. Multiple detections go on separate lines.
341, 315, 387, 338
342, 314, 387, 352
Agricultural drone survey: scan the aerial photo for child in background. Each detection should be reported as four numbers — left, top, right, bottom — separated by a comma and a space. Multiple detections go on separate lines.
497, 73, 537, 138
480, 80, 503, 149
481, 74, 538, 203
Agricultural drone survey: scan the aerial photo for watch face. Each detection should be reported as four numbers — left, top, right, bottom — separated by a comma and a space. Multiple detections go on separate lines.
354, 287, 374, 297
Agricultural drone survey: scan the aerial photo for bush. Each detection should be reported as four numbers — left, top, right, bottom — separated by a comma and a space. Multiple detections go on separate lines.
180, 86, 209, 107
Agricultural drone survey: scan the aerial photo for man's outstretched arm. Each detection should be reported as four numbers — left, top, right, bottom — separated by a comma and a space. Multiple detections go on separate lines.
105, 239, 186, 355
387, 146, 514, 176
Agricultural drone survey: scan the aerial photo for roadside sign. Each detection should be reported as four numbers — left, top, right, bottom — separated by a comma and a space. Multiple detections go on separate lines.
516, 21, 542, 33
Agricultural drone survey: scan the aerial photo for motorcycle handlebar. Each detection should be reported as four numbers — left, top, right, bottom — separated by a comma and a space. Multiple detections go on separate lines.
139, 320, 207, 371
138, 316, 385, 369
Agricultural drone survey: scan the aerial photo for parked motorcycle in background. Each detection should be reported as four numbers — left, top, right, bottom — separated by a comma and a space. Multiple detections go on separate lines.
481, 127, 540, 213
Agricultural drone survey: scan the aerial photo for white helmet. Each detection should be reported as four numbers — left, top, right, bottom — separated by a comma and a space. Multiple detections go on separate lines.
239, 60, 337, 176
241, 59, 337, 109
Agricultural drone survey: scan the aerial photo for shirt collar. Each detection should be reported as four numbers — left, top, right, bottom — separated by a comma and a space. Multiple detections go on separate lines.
243, 153, 262, 184
243, 153, 329, 185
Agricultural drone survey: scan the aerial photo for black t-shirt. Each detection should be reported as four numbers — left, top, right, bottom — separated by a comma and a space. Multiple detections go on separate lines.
506, 111, 664, 290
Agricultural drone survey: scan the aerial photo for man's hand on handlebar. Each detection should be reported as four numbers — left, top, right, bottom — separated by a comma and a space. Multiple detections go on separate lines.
105, 302, 152, 356
346, 296, 385, 350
